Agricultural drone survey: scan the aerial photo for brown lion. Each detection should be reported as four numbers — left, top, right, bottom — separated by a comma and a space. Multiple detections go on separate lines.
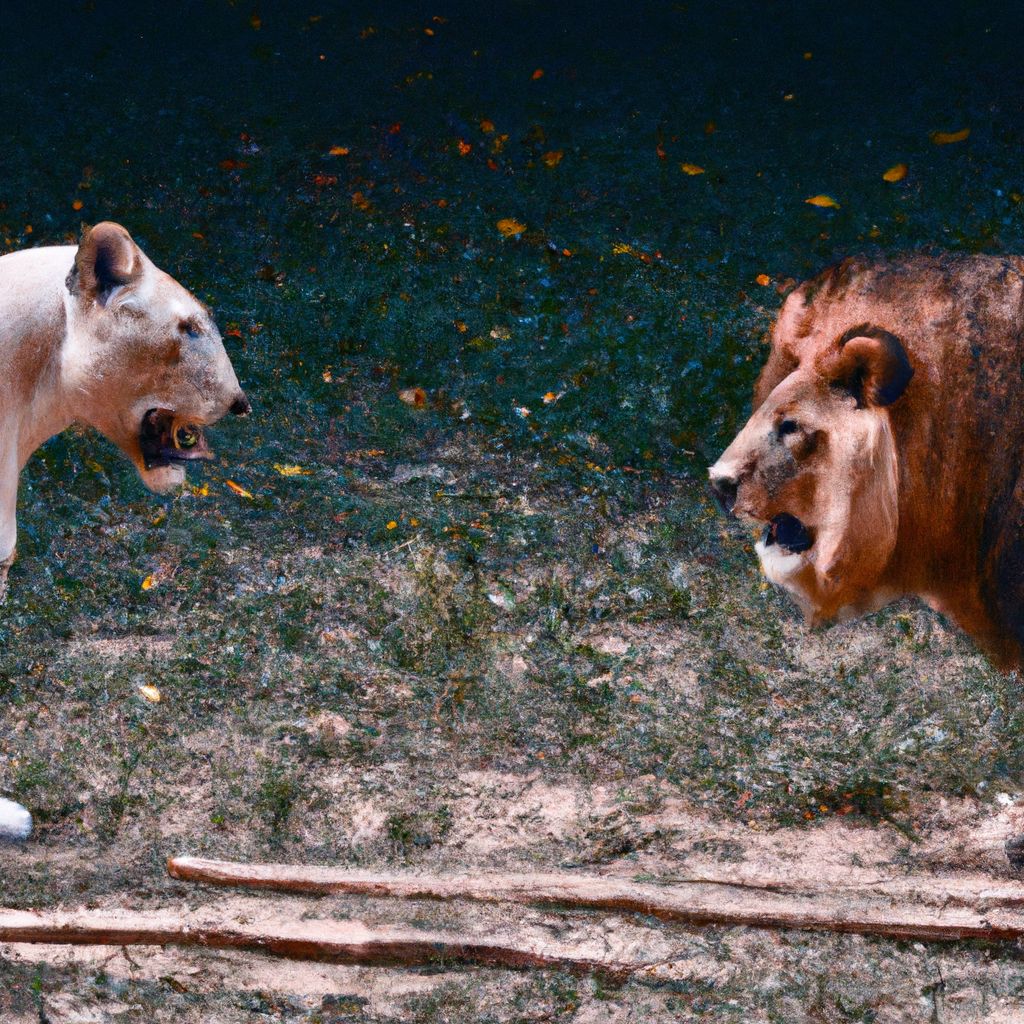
709, 253, 1024, 670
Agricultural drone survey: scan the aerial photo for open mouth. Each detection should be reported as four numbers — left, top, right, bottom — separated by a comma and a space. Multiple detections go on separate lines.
762, 513, 814, 554
139, 408, 214, 470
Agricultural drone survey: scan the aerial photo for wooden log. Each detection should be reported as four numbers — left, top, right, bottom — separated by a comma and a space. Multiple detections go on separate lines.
0, 909, 629, 979
168, 856, 1024, 944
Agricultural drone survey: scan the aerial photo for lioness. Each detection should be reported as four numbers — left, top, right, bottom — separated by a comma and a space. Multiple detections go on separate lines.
710, 254, 1024, 670
0, 222, 248, 840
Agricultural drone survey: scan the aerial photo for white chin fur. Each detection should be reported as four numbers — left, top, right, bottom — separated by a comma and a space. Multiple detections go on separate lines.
0, 798, 32, 841
139, 464, 187, 494
755, 537, 806, 586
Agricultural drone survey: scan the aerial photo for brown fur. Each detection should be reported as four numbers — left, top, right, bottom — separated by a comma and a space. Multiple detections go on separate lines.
711, 253, 1024, 670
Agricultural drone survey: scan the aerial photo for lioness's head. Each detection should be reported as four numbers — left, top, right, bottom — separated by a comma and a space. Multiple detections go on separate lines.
63, 222, 249, 493
709, 326, 913, 622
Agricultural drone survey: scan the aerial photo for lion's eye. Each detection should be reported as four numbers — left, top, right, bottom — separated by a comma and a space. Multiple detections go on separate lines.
180, 320, 202, 340
778, 419, 800, 437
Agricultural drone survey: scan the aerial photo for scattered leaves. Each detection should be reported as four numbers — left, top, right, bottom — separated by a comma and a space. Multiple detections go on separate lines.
679, 162, 705, 175
398, 387, 427, 408
930, 127, 970, 145
457, 140, 471, 156
273, 464, 312, 477
225, 480, 254, 499
496, 218, 526, 237
541, 150, 563, 167
805, 194, 840, 209
883, 163, 908, 182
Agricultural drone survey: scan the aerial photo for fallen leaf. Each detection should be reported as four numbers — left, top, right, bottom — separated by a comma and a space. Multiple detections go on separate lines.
883, 163, 908, 182
496, 218, 526, 237
755, 273, 771, 286
313, 173, 337, 186
386, 520, 398, 530
398, 387, 427, 408
141, 574, 157, 591
273, 464, 312, 476
531, 68, 544, 80
457, 140, 471, 156
72, 199, 83, 211
328, 145, 350, 156
805, 194, 840, 209
138, 684, 162, 704
480, 119, 495, 133
541, 150, 563, 167
542, 391, 561, 404
679, 162, 705, 175
930, 127, 970, 145
225, 480, 254, 499
351, 191, 373, 211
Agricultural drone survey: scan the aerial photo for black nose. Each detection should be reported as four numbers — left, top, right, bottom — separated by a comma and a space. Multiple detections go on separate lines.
710, 475, 738, 514
229, 393, 251, 416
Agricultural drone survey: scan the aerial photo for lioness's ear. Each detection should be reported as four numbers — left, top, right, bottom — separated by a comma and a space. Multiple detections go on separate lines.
70, 222, 143, 306
826, 324, 913, 408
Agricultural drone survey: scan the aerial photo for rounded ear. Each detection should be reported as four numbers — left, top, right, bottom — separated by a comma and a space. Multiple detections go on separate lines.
824, 324, 913, 408
69, 222, 143, 306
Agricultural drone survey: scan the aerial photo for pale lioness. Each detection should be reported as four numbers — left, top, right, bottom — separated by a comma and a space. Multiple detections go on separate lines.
0, 222, 248, 840
709, 254, 1024, 670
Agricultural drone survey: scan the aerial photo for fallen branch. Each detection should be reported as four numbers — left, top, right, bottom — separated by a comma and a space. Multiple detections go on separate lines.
168, 856, 1024, 944
0, 910, 629, 980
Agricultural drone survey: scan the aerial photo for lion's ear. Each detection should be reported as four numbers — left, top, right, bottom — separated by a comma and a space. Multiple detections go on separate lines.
825, 325, 913, 408
70, 222, 144, 307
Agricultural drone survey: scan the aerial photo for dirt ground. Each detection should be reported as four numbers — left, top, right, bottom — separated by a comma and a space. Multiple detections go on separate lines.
3, 0, 1024, 1020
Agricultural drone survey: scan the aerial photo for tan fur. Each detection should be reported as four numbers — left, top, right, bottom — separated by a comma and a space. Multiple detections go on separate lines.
710, 253, 1024, 670
0, 222, 248, 601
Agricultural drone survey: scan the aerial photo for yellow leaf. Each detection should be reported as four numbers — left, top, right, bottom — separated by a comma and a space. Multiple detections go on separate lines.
226, 480, 253, 499
541, 150, 563, 167
930, 127, 970, 145
542, 391, 559, 403
611, 241, 635, 255
755, 273, 771, 286
386, 520, 398, 530
398, 387, 427, 408
328, 145, 350, 155
480, 119, 495, 133
273, 464, 312, 477
138, 684, 162, 703
805, 194, 840, 209
496, 218, 526, 237
141, 574, 156, 591
882, 162, 908, 182
679, 162, 705, 175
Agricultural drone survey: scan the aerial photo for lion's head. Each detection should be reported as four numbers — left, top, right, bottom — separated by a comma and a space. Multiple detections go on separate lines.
709, 325, 914, 623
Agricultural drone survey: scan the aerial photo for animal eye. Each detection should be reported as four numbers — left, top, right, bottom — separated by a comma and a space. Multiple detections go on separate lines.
180, 321, 201, 340
778, 419, 800, 437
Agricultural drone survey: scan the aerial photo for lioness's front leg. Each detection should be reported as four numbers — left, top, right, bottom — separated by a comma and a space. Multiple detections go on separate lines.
0, 551, 13, 605
0, 445, 18, 605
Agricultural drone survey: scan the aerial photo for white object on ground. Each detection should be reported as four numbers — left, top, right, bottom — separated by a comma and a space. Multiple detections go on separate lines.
0, 798, 32, 841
